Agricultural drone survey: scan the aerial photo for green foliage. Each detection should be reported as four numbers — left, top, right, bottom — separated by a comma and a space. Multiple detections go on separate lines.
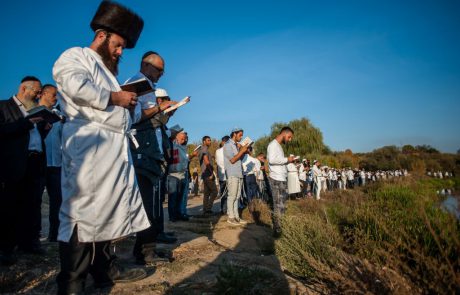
253, 117, 330, 157
276, 179, 460, 294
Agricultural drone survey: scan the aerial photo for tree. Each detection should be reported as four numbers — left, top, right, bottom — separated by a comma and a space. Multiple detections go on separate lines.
253, 117, 330, 158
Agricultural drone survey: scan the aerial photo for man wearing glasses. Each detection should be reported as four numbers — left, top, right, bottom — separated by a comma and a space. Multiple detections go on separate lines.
126, 52, 179, 265
0, 76, 49, 265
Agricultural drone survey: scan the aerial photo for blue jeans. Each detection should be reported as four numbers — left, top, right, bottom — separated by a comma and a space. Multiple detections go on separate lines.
180, 173, 190, 216
168, 176, 187, 220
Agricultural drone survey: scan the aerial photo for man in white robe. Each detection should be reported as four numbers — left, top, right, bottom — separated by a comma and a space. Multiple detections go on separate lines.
52, 1, 150, 293
312, 160, 322, 200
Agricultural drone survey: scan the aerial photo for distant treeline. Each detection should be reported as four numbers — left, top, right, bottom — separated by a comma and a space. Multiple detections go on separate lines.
252, 117, 460, 174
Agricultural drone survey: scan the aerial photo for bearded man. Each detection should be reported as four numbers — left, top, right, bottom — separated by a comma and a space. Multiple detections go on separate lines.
52, 1, 151, 293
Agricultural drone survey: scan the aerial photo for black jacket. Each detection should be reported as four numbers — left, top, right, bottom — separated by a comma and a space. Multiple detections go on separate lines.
0, 97, 47, 182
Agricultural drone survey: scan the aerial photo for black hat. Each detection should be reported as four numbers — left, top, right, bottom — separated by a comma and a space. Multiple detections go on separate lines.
90, 1, 144, 49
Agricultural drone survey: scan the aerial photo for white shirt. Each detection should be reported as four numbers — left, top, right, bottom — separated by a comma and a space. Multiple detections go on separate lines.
13, 96, 42, 152
124, 72, 157, 124
215, 147, 226, 181
267, 139, 288, 181
242, 154, 260, 176
299, 165, 307, 181
312, 165, 322, 179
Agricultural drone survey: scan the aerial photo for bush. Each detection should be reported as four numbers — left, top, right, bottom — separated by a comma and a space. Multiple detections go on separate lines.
276, 178, 460, 294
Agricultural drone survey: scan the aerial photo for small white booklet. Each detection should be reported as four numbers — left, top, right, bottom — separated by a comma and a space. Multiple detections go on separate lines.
163, 96, 191, 114
240, 136, 253, 146
193, 144, 202, 152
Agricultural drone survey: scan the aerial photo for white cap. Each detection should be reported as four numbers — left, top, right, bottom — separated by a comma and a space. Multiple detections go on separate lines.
155, 88, 169, 98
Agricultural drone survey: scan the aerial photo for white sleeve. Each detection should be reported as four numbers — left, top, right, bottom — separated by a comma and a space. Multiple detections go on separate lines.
267, 143, 287, 166
53, 48, 110, 110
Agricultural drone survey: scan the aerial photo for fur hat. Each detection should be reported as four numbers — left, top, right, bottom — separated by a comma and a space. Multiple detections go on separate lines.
90, 1, 144, 49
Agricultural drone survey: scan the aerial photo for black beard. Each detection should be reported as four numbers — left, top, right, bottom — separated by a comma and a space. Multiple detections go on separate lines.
96, 37, 119, 76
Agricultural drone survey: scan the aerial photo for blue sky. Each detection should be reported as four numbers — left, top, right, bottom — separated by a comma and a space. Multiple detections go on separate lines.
1, 0, 459, 153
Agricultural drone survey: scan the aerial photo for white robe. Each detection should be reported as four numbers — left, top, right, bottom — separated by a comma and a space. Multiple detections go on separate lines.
53, 47, 150, 243
287, 163, 301, 194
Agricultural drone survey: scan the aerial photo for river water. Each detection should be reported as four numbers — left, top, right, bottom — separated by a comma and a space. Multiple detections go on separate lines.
441, 195, 460, 220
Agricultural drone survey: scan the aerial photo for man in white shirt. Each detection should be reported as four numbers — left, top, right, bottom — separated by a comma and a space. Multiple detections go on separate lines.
215, 136, 230, 214
242, 147, 261, 204
267, 127, 295, 237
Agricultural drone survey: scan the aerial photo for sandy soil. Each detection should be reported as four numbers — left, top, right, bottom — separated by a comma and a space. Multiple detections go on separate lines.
0, 194, 310, 295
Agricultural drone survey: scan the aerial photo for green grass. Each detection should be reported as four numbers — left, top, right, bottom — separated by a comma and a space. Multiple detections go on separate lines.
275, 177, 460, 294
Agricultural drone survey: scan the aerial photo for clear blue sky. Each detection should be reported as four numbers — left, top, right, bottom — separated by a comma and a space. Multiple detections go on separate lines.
1, 0, 459, 153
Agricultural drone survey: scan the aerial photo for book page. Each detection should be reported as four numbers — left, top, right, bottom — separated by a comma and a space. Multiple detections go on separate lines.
241, 137, 253, 146
163, 96, 191, 114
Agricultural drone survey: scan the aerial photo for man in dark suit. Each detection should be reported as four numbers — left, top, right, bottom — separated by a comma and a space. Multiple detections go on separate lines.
0, 76, 49, 265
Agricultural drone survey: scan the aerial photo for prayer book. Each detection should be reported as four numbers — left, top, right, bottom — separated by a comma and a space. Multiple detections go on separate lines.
240, 137, 253, 147
193, 144, 202, 152
163, 96, 191, 114
120, 77, 154, 96
26, 106, 63, 124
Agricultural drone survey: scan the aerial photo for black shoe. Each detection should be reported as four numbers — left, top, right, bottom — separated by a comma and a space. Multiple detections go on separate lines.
164, 231, 175, 237
48, 237, 58, 242
94, 267, 147, 288
135, 251, 170, 265
0, 251, 17, 266
18, 244, 46, 255
156, 233, 177, 244
179, 214, 189, 221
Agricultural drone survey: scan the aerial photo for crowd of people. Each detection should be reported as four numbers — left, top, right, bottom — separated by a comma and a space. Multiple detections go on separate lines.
0, 1, 430, 294
427, 171, 455, 179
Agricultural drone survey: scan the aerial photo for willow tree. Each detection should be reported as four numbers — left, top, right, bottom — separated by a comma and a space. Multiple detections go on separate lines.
253, 117, 330, 158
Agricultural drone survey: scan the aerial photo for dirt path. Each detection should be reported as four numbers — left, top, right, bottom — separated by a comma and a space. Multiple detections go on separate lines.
1, 194, 310, 294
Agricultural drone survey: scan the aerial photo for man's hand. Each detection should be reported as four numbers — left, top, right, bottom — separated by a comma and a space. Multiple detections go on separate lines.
110, 91, 138, 109
159, 100, 177, 111
44, 123, 52, 131
287, 155, 295, 163
240, 144, 249, 153
29, 117, 44, 124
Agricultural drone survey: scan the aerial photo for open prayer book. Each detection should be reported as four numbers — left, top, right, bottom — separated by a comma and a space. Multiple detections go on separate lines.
193, 144, 202, 152
163, 96, 191, 114
120, 77, 154, 96
26, 106, 63, 124
240, 136, 254, 147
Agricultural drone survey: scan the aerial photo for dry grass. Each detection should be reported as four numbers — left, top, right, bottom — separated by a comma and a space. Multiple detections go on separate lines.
275, 177, 460, 294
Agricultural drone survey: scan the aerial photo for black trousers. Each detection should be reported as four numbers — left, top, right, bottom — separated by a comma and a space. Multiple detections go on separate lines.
0, 153, 44, 252
57, 227, 116, 294
133, 174, 159, 258
46, 166, 62, 240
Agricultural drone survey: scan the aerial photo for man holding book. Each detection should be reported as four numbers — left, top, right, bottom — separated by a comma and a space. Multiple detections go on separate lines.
267, 127, 295, 237
223, 127, 250, 225
52, 1, 151, 292
0, 76, 49, 265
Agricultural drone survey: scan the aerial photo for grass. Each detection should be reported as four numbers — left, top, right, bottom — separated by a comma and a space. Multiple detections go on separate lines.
275, 177, 460, 294
215, 261, 283, 295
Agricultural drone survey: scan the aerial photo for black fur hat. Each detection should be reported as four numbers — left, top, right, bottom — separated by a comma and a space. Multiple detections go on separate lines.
90, 1, 144, 49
